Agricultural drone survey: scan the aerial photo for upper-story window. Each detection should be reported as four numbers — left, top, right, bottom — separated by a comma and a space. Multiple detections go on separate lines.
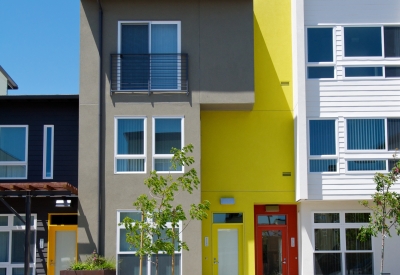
309, 119, 337, 172
0, 126, 28, 179
346, 118, 400, 151
43, 125, 54, 179
153, 117, 183, 173
307, 28, 335, 79
113, 21, 188, 93
344, 27, 400, 58
115, 117, 146, 173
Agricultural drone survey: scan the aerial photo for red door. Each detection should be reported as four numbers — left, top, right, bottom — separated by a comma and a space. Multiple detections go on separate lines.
254, 205, 298, 275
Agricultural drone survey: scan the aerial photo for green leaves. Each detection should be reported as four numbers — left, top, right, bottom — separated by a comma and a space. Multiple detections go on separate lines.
121, 144, 210, 275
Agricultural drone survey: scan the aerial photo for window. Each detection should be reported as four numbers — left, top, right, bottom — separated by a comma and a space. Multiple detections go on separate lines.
153, 117, 183, 172
43, 125, 54, 179
307, 28, 335, 79
313, 212, 372, 275
0, 126, 28, 179
309, 120, 337, 172
118, 21, 182, 91
344, 26, 400, 57
0, 214, 36, 275
115, 117, 146, 173
117, 211, 182, 275
345, 67, 383, 77
346, 118, 400, 151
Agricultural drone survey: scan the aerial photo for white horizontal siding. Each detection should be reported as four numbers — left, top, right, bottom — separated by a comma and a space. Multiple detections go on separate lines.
305, 0, 400, 25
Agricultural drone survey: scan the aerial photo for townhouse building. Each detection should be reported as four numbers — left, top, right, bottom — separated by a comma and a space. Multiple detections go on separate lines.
292, 0, 400, 274
0, 94, 79, 275
78, 1, 253, 274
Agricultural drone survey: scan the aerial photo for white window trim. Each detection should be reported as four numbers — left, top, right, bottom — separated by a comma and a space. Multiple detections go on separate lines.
307, 118, 339, 174
305, 26, 337, 80
43, 125, 54, 179
312, 211, 373, 275
342, 25, 384, 60
0, 125, 28, 180
0, 214, 37, 275
114, 117, 147, 174
343, 65, 385, 79
345, 159, 388, 174
116, 210, 183, 275
152, 116, 184, 174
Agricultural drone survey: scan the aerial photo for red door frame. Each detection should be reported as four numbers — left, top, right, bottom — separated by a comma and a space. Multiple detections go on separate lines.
254, 205, 298, 275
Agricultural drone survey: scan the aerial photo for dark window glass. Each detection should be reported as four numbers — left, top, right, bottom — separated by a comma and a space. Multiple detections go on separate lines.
388, 119, 400, 150
345, 253, 373, 275
307, 28, 334, 62
389, 159, 399, 171
308, 67, 334, 79
344, 27, 382, 57
385, 67, 400, 77
345, 213, 370, 223
150, 254, 181, 275
11, 269, 33, 275
0, 268, 5, 275
384, 27, 400, 57
315, 229, 340, 250
119, 212, 142, 223
155, 118, 181, 154
0, 216, 7, 226
11, 231, 35, 263
314, 213, 340, 223
0, 232, 9, 262
213, 213, 243, 223
118, 254, 147, 275
13, 216, 34, 226
314, 253, 341, 275
348, 160, 386, 171
346, 229, 372, 250
347, 119, 385, 150
310, 120, 336, 155
310, 160, 337, 172
257, 215, 286, 225
345, 67, 383, 77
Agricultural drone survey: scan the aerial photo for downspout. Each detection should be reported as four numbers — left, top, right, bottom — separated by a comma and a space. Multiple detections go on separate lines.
97, 0, 104, 256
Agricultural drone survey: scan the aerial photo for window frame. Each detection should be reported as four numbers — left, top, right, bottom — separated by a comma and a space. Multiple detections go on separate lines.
114, 117, 147, 174
345, 159, 388, 174
0, 125, 29, 180
308, 118, 338, 173
117, 21, 182, 92
343, 25, 384, 59
152, 116, 184, 173
116, 210, 183, 275
43, 125, 54, 179
305, 26, 336, 80
0, 214, 37, 275
312, 211, 373, 275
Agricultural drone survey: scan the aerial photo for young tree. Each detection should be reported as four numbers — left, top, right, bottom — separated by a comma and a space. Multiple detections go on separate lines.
358, 159, 400, 274
120, 144, 210, 275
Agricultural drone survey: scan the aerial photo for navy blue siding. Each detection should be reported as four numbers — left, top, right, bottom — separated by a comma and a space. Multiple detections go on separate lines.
0, 96, 79, 187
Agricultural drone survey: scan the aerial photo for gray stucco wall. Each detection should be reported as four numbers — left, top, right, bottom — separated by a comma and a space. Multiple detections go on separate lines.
79, 0, 254, 273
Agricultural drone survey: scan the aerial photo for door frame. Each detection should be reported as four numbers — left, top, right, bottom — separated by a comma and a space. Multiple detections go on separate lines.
212, 223, 243, 275
254, 205, 298, 275
47, 213, 78, 275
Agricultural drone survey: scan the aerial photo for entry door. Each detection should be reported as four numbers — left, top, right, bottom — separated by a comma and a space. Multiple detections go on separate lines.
48, 225, 77, 275
256, 226, 288, 275
212, 224, 243, 275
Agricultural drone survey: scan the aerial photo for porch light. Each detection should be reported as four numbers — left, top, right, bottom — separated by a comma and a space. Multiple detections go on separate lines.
56, 199, 71, 207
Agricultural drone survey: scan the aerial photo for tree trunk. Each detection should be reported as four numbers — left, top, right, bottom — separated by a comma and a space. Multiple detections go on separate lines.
381, 227, 385, 274
139, 212, 144, 275
171, 225, 175, 275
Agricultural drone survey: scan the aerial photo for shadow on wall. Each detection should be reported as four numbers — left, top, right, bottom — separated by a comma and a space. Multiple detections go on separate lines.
77, 201, 97, 259
253, 16, 292, 112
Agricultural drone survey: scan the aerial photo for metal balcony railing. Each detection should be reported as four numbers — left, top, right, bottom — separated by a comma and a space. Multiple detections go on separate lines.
110, 54, 189, 95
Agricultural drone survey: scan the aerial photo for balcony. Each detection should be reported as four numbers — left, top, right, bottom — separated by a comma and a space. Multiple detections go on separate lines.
110, 54, 189, 95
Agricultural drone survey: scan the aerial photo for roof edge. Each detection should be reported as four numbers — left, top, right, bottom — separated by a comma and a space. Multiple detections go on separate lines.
0, 66, 18, 90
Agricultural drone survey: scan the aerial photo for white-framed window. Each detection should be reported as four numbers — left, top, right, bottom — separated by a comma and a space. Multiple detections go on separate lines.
0, 214, 37, 275
308, 119, 337, 173
152, 117, 184, 173
117, 210, 182, 275
345, 118, 400, 151
306, 27, 336, 79
43, 125, 54, 179
114, 117, 146, 173
312, 212, 372, 275
0, 126, 28, 179
117, 21, 181, 91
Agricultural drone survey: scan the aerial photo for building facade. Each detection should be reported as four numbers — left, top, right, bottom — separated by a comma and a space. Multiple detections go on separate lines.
293, 0, 400, 274
0, 95, 79, 275
78, 0, 253, 274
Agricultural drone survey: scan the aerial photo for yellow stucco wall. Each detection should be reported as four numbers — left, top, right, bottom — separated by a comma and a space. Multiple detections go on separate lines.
201, 0, 294, 274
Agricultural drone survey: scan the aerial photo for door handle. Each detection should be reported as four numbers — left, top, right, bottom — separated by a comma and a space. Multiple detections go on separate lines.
282, 258, 286, 264
214, 258, 219, 264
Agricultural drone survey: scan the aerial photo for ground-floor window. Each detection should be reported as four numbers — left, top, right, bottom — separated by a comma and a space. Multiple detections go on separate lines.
117, 210, 181, 275
313, 212, 372, 275
0, 214, 36, 275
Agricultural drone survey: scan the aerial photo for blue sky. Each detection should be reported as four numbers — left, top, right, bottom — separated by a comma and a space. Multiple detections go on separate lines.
0, 1, 80, 95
